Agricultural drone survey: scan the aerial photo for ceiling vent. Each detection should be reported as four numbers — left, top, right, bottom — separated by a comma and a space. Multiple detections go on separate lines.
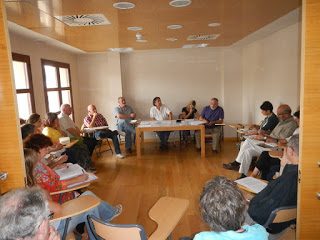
55, 14, 110, 27
169, 0, 192, 8
182, 43, 208, 48
113, 2, 135, 10
187, 34, 220, 41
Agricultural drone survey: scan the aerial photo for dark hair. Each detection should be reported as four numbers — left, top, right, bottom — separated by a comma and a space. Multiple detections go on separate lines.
153, 97, 161, 106
20, 118, 26, 125
212, 98, 219, 102
200, 176, 246, 232
27, 113, 41, 125
24, 134, 53, 152
21, 124, 36, 140
293, 110, 300, 119
260, 101, 273, 111
44, 112, 58, 128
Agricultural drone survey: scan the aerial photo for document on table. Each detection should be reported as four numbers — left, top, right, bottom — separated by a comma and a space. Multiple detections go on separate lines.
55, 163, 84, 180
67, 173, 98, 188
235, 177, 268, 194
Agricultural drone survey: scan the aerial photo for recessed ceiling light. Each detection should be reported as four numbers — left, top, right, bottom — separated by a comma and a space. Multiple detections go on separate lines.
182, 43, 208, 48
169, 0, 192, 8
136, 39, 148, 43
113, 2, 135, 10
208, 22, 221, 27
127, 26, 143, 31
167, 24, 183, 30
166, 38, 178, 42
109, 48, 133, 52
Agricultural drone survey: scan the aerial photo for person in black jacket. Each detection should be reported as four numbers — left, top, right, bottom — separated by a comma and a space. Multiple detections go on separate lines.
247, 134, 299, 234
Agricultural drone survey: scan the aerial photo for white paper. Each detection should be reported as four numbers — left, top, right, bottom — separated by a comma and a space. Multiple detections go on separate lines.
55, 163, 84, 180
67, 173, 98, 188
235, 177, 267, 194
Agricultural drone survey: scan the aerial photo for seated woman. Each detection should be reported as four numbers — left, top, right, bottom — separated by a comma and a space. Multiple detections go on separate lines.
23, 148, 122, 238
27, 113, 43, 134
194, 176, 268, 240
42, 112, 94, 171
246, 101, 279, 136
150, 97, 173, 150
180, 100, 198, 120
180, 100, 199, 142
250, 110, 300, 180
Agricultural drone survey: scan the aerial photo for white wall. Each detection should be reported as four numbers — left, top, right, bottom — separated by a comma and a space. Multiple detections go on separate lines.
241, 23, 301, 124
77, 52, 122, 128
120, 22, 300, 137
9, 13, 301, 138
9, 32, 79, 121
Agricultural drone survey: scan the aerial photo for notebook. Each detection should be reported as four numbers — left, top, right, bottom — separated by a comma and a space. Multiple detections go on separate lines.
235, 177, 268, 194
55, 163, 84, 180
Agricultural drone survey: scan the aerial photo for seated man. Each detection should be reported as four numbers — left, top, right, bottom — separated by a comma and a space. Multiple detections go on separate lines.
194, 176, 268, 240
150, 97, 173, 150
247, 134, 299, 234
195, 97, 224, 152
224, 104, 298, 178
84, 104, 124, 159
0, 187, 60, 240
114, 97, 136, 153
59, 103, 98, 156
251, 110, 300, 180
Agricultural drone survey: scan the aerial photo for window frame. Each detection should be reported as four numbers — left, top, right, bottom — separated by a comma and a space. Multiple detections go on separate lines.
41, 59, 74, 118
12, 52, 36, 116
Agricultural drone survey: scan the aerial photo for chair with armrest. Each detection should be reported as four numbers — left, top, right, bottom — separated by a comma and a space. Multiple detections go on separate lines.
263, 206, 297, 239
87, 215, 148, 240
87, 196, 189, 240
50, 182, 91, 204
50, 194, 100, 240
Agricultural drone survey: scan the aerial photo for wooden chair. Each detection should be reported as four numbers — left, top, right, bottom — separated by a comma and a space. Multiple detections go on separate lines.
87, 196, 189, 240
87, 216, 148, 240
50, 194, 100, 240
264, 206, 297, 239
205, 123, 225, 152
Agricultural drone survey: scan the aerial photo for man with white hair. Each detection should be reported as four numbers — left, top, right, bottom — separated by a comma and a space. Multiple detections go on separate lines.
0, 187, 60, 240
58, 103, 97, 156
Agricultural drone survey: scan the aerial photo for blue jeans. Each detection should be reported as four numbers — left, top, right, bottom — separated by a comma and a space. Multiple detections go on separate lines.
95, 129, 121, 154
117, 122, 135, 150
54, 191, 119, 239
157, 131, 171, 147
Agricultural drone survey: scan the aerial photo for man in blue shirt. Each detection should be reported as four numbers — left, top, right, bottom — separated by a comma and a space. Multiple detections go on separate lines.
195, 98, 224, 152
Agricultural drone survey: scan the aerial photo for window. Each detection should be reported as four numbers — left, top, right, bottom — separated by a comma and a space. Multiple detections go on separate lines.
12, 53, 35, 120
41, 59, 74, 118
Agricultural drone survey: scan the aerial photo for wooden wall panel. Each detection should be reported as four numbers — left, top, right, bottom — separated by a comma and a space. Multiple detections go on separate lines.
0, 1, 25, 193
297, 0, 320, 238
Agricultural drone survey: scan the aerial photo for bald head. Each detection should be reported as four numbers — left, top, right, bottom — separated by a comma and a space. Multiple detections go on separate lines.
277, 104, 292, 121
87, 104, 97, 116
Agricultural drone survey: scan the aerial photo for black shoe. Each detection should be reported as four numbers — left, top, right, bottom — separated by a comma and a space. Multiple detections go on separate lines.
223, 161, 240, 171
237, 173, 247, 180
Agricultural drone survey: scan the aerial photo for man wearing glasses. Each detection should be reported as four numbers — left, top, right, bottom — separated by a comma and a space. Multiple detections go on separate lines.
223, 104, 298, 178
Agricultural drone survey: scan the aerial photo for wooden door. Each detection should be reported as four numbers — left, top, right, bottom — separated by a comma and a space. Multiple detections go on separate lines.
0, 1, 25, 194
297, 0, 320, 238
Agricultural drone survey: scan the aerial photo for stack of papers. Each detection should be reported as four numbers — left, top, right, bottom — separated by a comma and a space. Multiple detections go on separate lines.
67, 173, 98, 188
55, 163, 84, 180
235, 177, 268, 194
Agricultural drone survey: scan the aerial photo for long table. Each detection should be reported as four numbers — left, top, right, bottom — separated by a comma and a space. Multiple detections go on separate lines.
135, 120, 206, 158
